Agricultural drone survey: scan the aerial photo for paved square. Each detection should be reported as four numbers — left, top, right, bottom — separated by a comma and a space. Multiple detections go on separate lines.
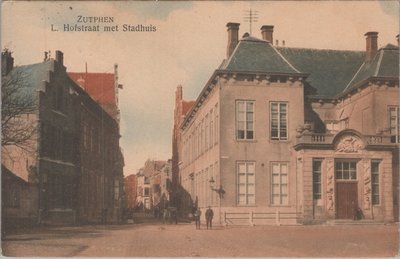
2, 223, 399, 257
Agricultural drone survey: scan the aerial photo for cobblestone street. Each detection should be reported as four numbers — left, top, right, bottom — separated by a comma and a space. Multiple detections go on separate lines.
2, 222, 399, 257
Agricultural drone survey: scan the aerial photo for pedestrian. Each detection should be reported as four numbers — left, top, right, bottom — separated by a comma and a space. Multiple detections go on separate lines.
163, 209, 168, 224
171, 208, 178, 224
205, 206, 214, 230
194, 207, 201, 229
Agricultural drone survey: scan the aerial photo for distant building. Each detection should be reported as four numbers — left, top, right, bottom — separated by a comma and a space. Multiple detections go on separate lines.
160, 159, 173, 204
124, 174, 138, 209
136, 160, 167, 211
173, 23, 399, 225
1, 50, 124, 225
136, 169, 151, 210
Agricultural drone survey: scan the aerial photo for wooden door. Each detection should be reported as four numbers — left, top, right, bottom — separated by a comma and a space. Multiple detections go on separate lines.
336, 182, 358, 219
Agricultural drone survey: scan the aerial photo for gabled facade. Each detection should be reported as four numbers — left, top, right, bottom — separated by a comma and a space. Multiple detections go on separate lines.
173, 23, 399, 225
68, 67, 122, 123
135, 169, 151, 210
1, 50, 124, 225
171, 86, 195, 209
136, 160, 167, 211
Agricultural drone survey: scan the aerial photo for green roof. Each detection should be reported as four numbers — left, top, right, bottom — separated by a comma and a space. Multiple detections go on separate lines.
221, 36, 302, 74
277, 47, 365, 98
6, 61, 54, 103
344, 44, 399, 94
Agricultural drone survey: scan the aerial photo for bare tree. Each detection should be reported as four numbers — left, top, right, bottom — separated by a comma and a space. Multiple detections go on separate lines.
1, 69, 37, 155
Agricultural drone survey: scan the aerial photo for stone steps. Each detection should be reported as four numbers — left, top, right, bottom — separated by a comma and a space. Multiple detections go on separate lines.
326, 219, 386, 225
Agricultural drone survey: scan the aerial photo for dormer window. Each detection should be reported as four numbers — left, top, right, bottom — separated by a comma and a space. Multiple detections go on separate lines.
389, 106, 399, 143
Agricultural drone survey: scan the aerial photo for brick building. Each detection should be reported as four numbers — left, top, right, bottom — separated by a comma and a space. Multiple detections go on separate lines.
68, 66, 122, 123
172, 23, 399, 225
136, 160, 167, 211
1, 50, 124, 224
124, 174, 138, 209
69, 66, 124, 223
171, 86, 195, 209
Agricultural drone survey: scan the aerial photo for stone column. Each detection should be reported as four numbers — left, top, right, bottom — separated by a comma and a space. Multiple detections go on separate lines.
362, 159, 372, 219
325, 158, 335, 218
382, 158, 394, 222
300, 157, 314, 223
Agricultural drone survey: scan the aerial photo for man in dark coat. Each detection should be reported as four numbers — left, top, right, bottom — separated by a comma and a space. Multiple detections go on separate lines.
205, 206, 214, 230
194, 208, 201, 229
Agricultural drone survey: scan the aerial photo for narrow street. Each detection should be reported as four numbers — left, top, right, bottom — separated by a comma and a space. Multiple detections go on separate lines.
2, 222, 398, 257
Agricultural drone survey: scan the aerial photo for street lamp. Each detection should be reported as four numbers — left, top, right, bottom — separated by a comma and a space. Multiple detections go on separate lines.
209, 177, 225, 199
209, 177, 225, 226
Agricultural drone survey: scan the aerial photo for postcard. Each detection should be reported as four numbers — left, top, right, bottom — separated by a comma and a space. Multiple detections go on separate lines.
1, 1, 399, 257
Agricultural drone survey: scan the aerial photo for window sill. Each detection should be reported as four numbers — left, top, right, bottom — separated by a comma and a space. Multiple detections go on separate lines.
269, 139, 290, 143
236, 139, 257, 143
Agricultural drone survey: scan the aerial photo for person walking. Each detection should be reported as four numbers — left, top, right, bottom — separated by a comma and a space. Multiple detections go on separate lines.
163, 209, 168, 224
194, 208, 201, 229
205, 206, 214, 230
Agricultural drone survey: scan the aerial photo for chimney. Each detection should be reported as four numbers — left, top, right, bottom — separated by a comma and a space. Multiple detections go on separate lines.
1, 49, 14, 76
55, 50, 64, 65
226, 22, 240, 58
365, 32, 378, 62
260, 25, 274, 43
176, 85, 183, 102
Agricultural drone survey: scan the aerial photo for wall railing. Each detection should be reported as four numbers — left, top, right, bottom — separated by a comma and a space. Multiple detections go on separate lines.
223, 211, 303, 226
296, 133, 397, 146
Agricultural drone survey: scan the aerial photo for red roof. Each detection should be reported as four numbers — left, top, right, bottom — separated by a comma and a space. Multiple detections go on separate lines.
182, 100, 195, 116
68, 72, 116, 106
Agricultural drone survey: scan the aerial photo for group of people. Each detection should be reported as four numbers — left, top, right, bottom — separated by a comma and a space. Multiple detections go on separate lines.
194, 206, 214, 230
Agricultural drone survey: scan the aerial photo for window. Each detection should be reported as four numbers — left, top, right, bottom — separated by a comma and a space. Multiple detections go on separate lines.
214, 103, 219, 144
271, 162, 288, 205
335, 161, 357, 180
209, 165, 213, 205
144, 187, 150, 196
214, 161, 219, 205
4, 183, 19, 207
190, 173, 194, 198
270, 102, 288, 140
371, 160, 380, 205
210, 110, 214, 148
114, 179, 120, 200
196, 124, 201, 156
205, 115, 209, 150
236, 101, 254, 140
389, 106, 399, 143
312, 160, 322, 200
326, 121, 340, 132
237, 162, 255, 205
201, 120, 204, 153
